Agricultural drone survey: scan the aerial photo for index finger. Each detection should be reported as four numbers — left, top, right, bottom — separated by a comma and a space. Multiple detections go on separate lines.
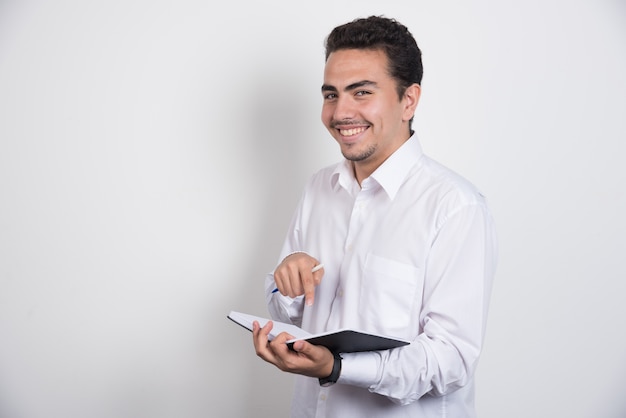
303, 264, 324, 306
252, 320, 273, 347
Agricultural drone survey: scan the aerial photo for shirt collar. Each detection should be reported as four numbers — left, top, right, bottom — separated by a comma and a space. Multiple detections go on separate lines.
331, 134, 423, 200
331, 160, 357, 195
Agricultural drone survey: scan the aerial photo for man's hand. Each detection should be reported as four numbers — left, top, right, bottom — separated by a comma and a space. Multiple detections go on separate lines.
273, 253, 324, 306
252, 320, 334, 378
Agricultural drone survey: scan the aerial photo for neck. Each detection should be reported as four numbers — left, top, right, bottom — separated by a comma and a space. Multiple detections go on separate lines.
352, 160, 377, 186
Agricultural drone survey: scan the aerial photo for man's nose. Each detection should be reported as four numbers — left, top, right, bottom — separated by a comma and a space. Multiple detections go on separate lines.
333, 96, 356, 120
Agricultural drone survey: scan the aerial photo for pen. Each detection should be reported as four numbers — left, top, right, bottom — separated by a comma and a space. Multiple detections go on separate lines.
271, 263, 324, 293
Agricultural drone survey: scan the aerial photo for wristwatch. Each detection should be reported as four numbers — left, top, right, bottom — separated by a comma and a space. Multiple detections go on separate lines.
318, 352, 342, 387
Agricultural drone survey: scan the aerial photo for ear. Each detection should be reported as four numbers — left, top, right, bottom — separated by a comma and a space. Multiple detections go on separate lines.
402, 83, 421, 122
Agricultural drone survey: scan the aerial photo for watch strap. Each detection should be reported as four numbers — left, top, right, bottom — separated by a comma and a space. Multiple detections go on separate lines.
318, 352, 342, 387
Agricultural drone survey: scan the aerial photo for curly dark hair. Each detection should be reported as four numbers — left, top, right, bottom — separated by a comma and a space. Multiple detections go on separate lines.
324, 16, 423, 101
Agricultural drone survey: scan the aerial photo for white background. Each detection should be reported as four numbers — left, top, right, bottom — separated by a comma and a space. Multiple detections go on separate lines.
1, 1, 625, 417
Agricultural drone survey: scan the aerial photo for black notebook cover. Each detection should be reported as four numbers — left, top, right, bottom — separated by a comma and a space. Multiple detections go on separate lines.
228, 311, 410, 353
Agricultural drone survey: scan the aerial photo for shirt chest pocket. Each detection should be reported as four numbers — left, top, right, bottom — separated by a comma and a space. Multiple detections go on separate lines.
358, 254, 422, 338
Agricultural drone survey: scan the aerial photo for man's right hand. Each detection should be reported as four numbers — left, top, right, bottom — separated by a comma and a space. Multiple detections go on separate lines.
272, 253, 324, 306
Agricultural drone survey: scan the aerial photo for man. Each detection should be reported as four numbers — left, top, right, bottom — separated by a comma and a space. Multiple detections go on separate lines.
252, 15, 497, 417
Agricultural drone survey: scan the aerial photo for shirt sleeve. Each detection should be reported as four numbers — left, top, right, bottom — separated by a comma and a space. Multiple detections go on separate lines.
266, 272, 305, 326
338, 201, 498, 405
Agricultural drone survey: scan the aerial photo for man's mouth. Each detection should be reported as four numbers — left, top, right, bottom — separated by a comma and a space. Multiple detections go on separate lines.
338, 126, 367, 137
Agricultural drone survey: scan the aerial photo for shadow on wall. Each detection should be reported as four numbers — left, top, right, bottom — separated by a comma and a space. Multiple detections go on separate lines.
231, 67, 312, 416
238, 66, 312, 302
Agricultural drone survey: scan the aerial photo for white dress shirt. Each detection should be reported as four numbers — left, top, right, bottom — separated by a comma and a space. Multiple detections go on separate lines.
266, 135, 498, 418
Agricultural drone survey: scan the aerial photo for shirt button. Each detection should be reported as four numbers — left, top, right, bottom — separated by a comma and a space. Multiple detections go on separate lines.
320, 394, 327, 401
337, 289, 344, 297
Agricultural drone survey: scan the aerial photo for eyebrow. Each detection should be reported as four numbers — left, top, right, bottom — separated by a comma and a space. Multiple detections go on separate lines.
321, 80, 378, 93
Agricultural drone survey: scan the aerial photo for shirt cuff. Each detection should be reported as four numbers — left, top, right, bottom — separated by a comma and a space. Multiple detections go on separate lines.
265, 293, 302, 323
337, 351, 382, 388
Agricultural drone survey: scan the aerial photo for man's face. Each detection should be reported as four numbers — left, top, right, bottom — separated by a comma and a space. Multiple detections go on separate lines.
321, 48, 419, 180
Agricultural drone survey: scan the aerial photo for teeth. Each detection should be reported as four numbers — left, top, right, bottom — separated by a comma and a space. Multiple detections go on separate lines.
339, 127, 366, 136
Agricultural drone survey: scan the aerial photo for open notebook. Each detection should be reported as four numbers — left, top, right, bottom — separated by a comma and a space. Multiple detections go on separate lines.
228, 310, 410, 353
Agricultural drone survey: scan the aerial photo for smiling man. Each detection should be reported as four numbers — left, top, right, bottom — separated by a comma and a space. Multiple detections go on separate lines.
252, 16, 498, 418
321, 48, 420, 184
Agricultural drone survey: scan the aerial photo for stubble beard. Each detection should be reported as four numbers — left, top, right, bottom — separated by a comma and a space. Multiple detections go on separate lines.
341, 144, 377, 162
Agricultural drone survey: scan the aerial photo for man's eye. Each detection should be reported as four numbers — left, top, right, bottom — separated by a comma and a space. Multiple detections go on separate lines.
324, 93, 337, 100
355, 90, 371, 96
